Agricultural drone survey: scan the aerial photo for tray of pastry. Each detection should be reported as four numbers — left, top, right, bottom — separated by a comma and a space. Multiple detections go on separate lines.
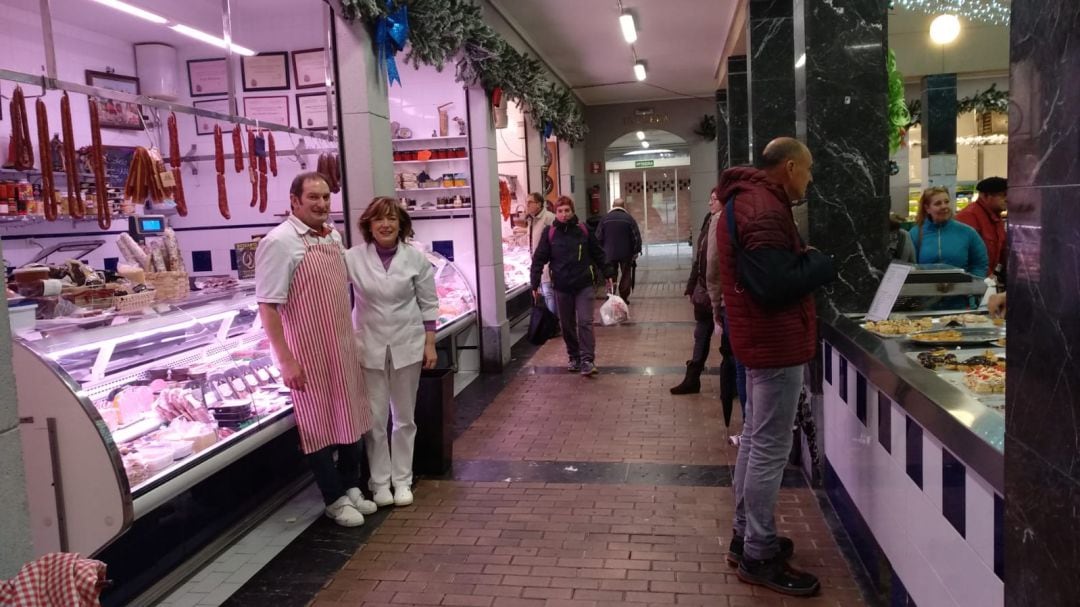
908, 347, 1005, 411
907, 327, 1006, 346
861, 317, 934, 337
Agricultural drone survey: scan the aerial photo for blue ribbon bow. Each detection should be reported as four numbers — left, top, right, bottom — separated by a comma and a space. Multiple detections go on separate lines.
375, 1, 409, 86
542, 121, 554, 139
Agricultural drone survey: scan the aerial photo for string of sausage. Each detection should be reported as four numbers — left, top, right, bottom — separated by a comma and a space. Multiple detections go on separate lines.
87, 98, 111, 230
9, 86, 34, 170
257, 134, 268, 213
267, 131, 277, 177
59, 92, 85, 219
232, 125, 244, 173
248, 128, 258, 208
214, 125, 230, 220
34, 99, 57, 221
167, 113, 188, 216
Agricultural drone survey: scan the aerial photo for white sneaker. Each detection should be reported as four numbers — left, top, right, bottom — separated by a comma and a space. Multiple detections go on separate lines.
325, 496, 365, 527
346, 487, 378, 515
372, 487, 394, 507
728, 434, 741, 447
393, 486, 414, 506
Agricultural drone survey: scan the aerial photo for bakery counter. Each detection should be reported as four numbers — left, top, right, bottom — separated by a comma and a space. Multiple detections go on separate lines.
816, 314, 1004, 607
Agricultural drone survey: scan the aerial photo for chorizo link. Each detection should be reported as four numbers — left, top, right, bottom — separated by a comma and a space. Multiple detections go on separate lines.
10, 86, 34, 170
214, 124, 225, 174
232, 125, 243, 173
217, 173, 230, 220
166, 113, 187, 216
248, 129, 258, 207
267, 131, 277, 177
35, 99, 57, 221
88, 98, 111, 230
168, 113, 181, 168
60, 92, 84, 219
172, 167, 188, 217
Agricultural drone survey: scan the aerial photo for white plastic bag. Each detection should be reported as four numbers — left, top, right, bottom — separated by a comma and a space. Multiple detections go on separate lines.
600, 293, 630, 326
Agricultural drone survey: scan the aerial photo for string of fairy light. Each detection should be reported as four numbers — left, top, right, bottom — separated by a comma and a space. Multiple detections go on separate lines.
892, 0, 1011, 26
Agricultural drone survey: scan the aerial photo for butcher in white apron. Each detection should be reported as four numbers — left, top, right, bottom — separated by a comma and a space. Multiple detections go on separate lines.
255, 171, 376, 527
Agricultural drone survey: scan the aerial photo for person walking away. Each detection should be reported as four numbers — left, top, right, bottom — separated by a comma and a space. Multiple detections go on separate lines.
717, 138, 836, 596
255, 172, 377, 527
671, 187, 723, 394
346, 197, 439, 508
956, 177, 1007, 283
887, 213, 916, 263
525, 192, 558, 314
531, 196, 614, 376
596, 198, 642, 303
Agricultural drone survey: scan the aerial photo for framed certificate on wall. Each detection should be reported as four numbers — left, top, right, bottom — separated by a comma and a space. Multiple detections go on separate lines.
187, 58, 228, 97
241, 52, 290, 92
85, 70, 142, 130
296, 92, 329, 131
193, 99, 231, 135
243, 95, 290, 126
292, 48, 327, 90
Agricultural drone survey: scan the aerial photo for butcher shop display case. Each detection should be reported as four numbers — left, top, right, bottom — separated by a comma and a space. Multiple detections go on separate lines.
425, 248, 477, 334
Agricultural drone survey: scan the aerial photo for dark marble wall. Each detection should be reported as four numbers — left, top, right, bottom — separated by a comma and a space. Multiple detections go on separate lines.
920, 74, 958, 158
794, 0, 890, 314
1004, 1, 1080, 605
747, 0, 797, 159
727, 56, 750, 166
716, 89, 729, 173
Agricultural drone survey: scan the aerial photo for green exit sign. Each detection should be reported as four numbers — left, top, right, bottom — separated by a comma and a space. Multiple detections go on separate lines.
634, 160, 654, 168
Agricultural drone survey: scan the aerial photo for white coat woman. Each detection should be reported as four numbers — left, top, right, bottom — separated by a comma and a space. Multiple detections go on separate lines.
346, 197, 439, 507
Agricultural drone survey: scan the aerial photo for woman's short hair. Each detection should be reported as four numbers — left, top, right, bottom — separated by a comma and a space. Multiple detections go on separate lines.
357, 197, 414, 244
554, 196, 575, 213
289, 171, 329, 200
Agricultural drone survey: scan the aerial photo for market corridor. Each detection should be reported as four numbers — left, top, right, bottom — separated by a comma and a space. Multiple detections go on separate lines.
213, 249, 869, 607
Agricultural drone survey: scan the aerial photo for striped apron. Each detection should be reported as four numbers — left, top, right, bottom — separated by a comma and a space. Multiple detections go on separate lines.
279, 236, 372, 454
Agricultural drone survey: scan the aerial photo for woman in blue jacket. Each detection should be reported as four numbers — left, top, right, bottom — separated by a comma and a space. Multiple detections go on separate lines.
909, 187, 989, 277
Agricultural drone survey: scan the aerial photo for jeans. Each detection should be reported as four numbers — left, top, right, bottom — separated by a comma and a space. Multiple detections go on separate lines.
307, 439, 364, 505
362, 348, 422, 492
540, 281, 558, 315
732, 364, 805, 560
556, 285, 596, 364
613, 260, 634, 302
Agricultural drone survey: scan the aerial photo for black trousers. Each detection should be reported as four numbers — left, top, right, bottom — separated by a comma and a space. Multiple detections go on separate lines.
306, 439, 366, 505
613, 260, 634, 302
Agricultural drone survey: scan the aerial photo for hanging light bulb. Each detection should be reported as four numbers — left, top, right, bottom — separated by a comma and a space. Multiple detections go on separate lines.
641, 141, 650, 149
634, 61, 647, 81
636, 131, 645, 140
929, 14, 961, 44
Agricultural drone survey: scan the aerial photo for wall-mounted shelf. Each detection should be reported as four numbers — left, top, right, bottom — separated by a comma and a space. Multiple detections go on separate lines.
393, 158, 468, 165
408, 208, 472, 219
395, 186, 471, 194
392, 135, 468, 144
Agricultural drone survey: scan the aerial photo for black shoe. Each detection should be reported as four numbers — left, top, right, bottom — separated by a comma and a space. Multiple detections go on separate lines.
727, 534, 794, 567
737, 555, 820, 597
567, 359, 581, 372
670, 360, 703, 395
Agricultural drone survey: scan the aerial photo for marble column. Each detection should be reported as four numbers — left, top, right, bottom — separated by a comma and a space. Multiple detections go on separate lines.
795, 0, 890, 314
747, 0, 797, 157
1005, 1, 1080, 605
727, 56, 751, 166
920, 74, 958, 201
715, 89, 730, 174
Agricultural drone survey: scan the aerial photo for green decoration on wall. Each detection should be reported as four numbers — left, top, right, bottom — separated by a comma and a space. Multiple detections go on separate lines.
886, 50, 910, 156
902, 85, 1007, 129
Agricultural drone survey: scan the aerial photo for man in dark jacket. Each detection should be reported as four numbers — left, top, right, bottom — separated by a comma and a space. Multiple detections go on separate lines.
717, 138, 835, 597
596, 198, 642, 302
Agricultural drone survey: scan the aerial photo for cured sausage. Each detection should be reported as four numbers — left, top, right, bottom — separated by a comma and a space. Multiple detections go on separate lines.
232, 125, 243, 173
168, 113, 181, 168
88, 98, 111, 230
257, 135, 268, 212
59, 92, 84, 219
213, 125, 230, 220
267, 131, 277, 177
167, 113, 187, 216
214, 124, 225, 174
217, 173, 230, 220
248, 129, 258, 207
8, 86, 34, 170
34, 99, 57, 221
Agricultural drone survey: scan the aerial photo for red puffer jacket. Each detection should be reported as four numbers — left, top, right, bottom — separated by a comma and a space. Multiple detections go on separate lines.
715, 167, 818, 369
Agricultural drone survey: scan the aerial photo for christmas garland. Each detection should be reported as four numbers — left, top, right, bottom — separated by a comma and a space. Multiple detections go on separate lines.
903, 84, 1008, 128
886, 50, 910, 156
340, 0, 588, 144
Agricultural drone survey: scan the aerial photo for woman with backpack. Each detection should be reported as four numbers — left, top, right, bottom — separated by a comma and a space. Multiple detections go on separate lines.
530, 196, 614, 377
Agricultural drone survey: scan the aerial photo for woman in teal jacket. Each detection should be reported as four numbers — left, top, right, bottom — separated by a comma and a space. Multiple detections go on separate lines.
909, 187, 989, 277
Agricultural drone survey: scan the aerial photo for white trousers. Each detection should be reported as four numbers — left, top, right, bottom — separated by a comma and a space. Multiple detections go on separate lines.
362, 349, 422, 492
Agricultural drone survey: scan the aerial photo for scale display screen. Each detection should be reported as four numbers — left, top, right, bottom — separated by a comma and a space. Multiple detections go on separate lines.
134, 216, 166, 235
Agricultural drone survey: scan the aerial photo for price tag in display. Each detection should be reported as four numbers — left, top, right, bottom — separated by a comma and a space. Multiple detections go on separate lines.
865, 263, 914, 322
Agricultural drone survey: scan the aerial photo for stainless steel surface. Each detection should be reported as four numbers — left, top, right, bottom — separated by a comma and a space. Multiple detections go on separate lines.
907, 327, 1006, 346
38, 0, 57, 78
222, 0, 236, 115
46, 417, 68, 552
899, 282, 989, 297
820, 315, 1003, 492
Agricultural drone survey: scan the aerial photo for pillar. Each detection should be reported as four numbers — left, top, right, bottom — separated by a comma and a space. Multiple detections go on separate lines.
747, 0, 797, 158
920, 74, 959, 203
715, 90, 730, 175
1004, 1, 1080, 604
795, 0, 890, 313
727, 56, 751, 166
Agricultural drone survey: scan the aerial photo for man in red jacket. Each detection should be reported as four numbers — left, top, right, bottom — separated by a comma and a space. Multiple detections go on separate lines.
716, 138, 835, 597
956, 177, 1007, 280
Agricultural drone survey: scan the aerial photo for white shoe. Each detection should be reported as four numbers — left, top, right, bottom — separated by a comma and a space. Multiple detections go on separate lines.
393, 486, 414, 507
372, 488, 394, 507
728, 434, 741, 447
325, 496, 365, 527
346, 487, 378, 515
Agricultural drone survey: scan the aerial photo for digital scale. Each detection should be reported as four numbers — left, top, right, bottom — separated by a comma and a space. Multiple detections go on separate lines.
128, 214, 167, 243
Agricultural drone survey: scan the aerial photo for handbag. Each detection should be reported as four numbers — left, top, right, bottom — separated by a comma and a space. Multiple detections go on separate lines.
526, 300, 558, 345
724, 195, 835, 308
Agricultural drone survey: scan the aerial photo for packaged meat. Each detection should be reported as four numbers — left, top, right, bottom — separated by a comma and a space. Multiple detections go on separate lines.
136, 445, 174, 474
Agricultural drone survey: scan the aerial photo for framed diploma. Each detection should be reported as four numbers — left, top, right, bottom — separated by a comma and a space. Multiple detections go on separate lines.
292, 48, 328, 90
243, 95, 290, 126
193, 99, 231, 135
241, 52, 290, 91
85, 70, 142, 130
295, 92, 329, 131
186, 58, 228, 97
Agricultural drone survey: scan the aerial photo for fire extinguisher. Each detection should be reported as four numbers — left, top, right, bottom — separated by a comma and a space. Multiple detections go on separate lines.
589, 186, 601, 215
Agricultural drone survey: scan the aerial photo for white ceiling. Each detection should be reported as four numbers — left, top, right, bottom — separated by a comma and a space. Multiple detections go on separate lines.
489, 0, 740, 106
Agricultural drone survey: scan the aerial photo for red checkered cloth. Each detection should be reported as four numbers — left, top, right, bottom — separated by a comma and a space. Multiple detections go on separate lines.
0, 552, 106, 607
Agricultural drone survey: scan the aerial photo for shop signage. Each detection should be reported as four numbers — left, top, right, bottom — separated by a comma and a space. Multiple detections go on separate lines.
623, 107, 669, 127
634, 160, 655, 168
590, 161, 602, 174
235, 241, 259, 279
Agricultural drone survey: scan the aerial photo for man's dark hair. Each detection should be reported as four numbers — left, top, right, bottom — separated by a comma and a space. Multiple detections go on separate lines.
976, 176, 1007, 194
757, 137, 807, 169
289, 171, 329, 200
528, 192, 544, 206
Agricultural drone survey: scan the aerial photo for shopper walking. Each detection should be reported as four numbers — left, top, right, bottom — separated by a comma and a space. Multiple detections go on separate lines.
670, 188, 723, 395
346, 197, 439, 509
956, 177, 1007, 282
717, 138, 835, 596
909, 186, 989, 277
531, 196, 614, 376
596, 198, 642, 303
525, 192, 558, 314
255, 171, 377, 527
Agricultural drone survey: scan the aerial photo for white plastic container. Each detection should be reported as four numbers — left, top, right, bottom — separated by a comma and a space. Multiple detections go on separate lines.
135, 43, 180, 100
8, 303, 37, 334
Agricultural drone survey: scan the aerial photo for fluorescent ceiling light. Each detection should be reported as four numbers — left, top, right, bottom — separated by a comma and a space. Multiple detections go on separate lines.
636, 131, 645, 140
619, 13, 637, 43
641, 141, 650, 148
929, 14, 961, 44
171, 24, 257, 56
624, 149, 672, 156
634, 61, 647, 81
795, 53, 806, 68
91, 0, 167, 24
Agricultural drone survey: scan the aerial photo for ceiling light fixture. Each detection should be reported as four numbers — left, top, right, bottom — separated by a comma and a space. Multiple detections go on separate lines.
893, 0, 1008, 26
170, 24, 257, 56
90, 0, 167, 24
619, 12, 637, 44
641, 141, 650, 148
624, 148, 672, 156
636, 131, 645, 140
929, 14, 961, 44
634, 61, 647, 81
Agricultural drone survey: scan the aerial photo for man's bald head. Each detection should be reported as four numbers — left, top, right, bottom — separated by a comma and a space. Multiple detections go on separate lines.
612, 198, 626, 208
758, 137, 814, 201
